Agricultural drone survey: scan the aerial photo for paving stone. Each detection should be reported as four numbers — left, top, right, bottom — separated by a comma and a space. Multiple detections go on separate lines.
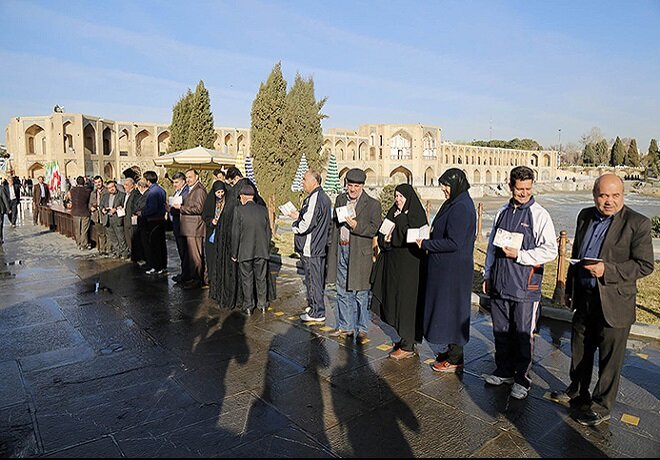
0, 321, 86, 361
262, 369, 369, 436
0, 360, 25, 408
36, 377, 197, 452
471, 431, 541, 458
0, 298, 64, 331
44, 437, 123, 458
0, 403, 38, 458
174, 348, 304, 404
19, 343, 96, 373
321, 390, 500, 457
115, 391, 290, 457
218, 426, 334, 458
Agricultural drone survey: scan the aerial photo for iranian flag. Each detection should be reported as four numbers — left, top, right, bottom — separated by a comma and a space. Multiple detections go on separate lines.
45, 161, 61, 192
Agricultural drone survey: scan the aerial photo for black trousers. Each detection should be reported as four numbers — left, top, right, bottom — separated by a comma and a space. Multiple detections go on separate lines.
8, 199, 18, 225
0, 212, 5, 241
568, 289, 630, 414
239, 258, 268, 310
142, 219, 167, 270
174, 232, 189, 280
302, 256, 326, 317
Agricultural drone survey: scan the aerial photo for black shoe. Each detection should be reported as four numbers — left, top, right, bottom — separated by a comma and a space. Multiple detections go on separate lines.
172, 274, 182, 282
572, 410, 611, 426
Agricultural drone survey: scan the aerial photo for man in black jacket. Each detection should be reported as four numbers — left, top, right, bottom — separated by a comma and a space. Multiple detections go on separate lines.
231, 184, 271, 314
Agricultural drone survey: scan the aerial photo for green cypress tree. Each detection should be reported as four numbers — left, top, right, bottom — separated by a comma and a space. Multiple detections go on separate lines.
282, 73, 328, 198
625, 138, 640, 167
595, 139, 609, 165
187, 81, 216, 149
582, 143, 596, 165
610, 136, 625, 166
251, 63, 288, 202
168, 89, 193, 153
647, 139, 660, 178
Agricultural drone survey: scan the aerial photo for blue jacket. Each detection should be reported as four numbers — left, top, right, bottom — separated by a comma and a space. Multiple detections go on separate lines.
142, 183, 167, 220
484, 197, 557, 302
292, 186, 331, 257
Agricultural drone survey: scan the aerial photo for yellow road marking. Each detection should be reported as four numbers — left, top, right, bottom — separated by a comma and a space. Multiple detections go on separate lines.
274, 312, 285, 317
424, 358, 436, 365
621, 414, 640, 426
376, 344, 393, 351
636, 353, 649, 360
319, 326, 333, 332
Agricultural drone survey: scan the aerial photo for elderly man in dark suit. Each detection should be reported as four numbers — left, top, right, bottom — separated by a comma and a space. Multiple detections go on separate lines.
551, 174, 654, 426
232, 184, 271, 315
32, 176, 50, 225
326, 168, 382, 340
100, 180, 128, 259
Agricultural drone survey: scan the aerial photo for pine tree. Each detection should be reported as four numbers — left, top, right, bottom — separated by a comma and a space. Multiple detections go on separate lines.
251, 63, 288, 202
595, 139, 609, 165
582, 143, 596, 165
168, 89, 193, 153
323, 152, 342, 194
610, 136, 625, 166
625, 138, 640, 167
291, 153, 309, 193
187, 81, 216, 149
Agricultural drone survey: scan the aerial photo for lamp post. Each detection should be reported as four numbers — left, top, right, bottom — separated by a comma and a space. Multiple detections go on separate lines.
557, 129, 562, 168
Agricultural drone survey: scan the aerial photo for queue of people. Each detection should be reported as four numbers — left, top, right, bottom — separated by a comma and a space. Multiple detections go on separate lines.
289, 165, 653, 428
3, 163, 653, 429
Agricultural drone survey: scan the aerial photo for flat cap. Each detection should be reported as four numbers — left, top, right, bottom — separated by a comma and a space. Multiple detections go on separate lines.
346, 168, 366, 184
240, 184, 255, 196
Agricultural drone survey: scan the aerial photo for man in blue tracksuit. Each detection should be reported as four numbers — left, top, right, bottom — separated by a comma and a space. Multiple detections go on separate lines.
483, 166, 557, 400
289, 170, 332, 322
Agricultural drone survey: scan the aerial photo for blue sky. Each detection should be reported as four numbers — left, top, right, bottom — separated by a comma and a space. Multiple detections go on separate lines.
1, 0, 659, 148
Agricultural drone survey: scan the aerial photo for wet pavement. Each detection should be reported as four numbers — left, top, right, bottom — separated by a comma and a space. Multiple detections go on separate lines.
1, 219, 659, 458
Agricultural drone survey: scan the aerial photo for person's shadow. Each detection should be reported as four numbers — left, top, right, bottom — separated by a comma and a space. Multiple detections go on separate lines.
330, 341, 419, 457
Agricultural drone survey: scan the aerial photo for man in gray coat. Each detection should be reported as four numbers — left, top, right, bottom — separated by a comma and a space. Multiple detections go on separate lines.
100, 180, 128, 259
326, 168, 382, 340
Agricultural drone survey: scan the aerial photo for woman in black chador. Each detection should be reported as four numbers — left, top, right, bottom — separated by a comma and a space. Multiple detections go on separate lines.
371, 184, 427, 359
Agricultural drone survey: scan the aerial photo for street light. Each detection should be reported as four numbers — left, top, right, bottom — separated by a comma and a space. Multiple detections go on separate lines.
558, 129, 562, 168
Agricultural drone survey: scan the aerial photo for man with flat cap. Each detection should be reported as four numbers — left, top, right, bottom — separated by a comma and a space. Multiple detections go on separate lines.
232, 184, 272, 315
327, 168, 382, 340
551, 174, 654, 426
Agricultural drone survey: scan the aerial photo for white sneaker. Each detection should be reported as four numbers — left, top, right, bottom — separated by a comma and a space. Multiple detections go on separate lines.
157, 269, 168, 275
300, 313, 325, 322
145, 268, 156, 275
510, 383, 529, 400
304, 306, 311, 314
484, 374, 515, 386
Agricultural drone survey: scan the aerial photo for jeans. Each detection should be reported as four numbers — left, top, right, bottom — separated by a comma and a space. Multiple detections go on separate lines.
335, 244, 370, 333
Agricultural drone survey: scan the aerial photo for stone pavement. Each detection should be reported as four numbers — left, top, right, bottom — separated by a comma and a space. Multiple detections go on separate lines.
0, 221, 659, 458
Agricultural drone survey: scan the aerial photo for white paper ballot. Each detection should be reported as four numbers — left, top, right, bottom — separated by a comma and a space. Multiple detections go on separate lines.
116, 207, 126, 217
131, 215, 138, 226
279, 201, 297, 215
169, 196, 183, 207
336, 203, 357, 223
406, 225, 430, 243
568, 257, 603, 266
493, 228, 524, 251
379, 218, 395, 236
